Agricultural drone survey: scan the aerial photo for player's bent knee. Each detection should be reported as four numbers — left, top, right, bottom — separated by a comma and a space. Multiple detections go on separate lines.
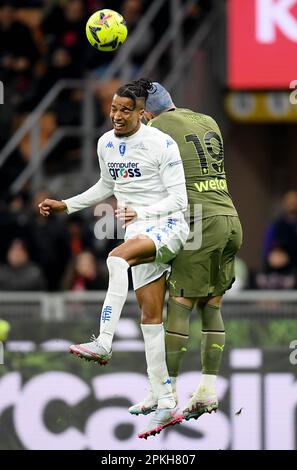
108, 248, 123, 258
207, 296, 222, 308
106, 256, 130, 276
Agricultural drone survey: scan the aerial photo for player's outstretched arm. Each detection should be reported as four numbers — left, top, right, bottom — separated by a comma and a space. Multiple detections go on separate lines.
39, 199, 66, 217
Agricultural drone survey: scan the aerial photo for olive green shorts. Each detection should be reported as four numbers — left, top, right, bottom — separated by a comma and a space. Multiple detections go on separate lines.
168, 215, 243, 298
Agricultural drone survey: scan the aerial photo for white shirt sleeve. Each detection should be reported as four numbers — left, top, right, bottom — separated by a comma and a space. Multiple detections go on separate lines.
134, 139, 188, 219
63, 141, 115, 214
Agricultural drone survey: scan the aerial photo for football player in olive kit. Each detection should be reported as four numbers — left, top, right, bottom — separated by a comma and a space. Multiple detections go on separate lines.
128, 79, 242, 422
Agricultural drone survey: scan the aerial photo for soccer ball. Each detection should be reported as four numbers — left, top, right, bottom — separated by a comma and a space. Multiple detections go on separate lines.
86, 9, 128, 52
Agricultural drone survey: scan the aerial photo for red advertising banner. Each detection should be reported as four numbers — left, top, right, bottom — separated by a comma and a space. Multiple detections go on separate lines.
228, 0, 297, 89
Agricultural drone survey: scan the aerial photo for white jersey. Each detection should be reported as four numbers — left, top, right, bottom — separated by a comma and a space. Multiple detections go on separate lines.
64, 123, 187, 220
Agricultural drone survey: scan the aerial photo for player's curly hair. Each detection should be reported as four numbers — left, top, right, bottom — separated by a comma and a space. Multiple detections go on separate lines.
116, 78, 154, 108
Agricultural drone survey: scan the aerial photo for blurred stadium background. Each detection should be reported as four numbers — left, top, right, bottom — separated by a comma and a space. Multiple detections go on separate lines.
0, 0, 297, 450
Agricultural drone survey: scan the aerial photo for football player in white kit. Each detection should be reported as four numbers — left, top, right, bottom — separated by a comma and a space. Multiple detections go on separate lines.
39, 79, 189, 438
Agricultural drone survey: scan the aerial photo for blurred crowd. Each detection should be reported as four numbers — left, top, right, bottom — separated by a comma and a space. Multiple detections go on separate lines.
0, 0, 212, 292
0, 0, 153, 191
0, 189, 121, 291
252, 190, 297, 290
0, 0, 208, 191
233, 190, 297, 292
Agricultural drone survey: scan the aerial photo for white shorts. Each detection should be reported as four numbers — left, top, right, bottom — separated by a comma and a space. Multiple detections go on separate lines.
124, 215, 189, 290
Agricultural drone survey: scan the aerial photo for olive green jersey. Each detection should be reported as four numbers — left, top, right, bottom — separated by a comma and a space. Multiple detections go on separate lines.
148, 108, 238, 220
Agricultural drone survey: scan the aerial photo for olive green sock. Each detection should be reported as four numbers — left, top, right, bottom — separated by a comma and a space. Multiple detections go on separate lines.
165, 298, 192, 377
201, 304, 225, 375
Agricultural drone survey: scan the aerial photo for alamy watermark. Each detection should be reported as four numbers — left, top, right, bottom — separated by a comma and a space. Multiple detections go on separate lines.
93, 203, 203, 250
0, 341, 4, 365
289, 340, 297, 365
0, 81, 3, 105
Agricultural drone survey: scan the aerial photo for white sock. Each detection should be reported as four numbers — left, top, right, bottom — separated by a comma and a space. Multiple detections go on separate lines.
98, 256, 129, 351
198, 374, 217, 394
141, 323, 176, 409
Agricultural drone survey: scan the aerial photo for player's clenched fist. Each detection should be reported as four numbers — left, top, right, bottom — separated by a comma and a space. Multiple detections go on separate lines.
38, 198, 66, 217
